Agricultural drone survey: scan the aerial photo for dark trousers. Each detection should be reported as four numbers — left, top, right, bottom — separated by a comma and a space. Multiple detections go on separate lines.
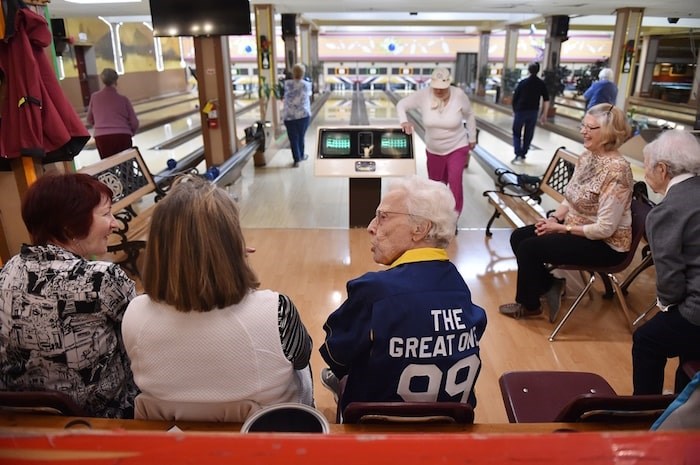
632, 309, 700, 394
510, 225, 627, 310
512, 110, 538, 158
95, 133, 133, 159
284, 116, 310, 162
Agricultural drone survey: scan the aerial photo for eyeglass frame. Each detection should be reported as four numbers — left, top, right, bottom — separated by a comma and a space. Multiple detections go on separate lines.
579, 123, 601, 132
374, 210, 425, 225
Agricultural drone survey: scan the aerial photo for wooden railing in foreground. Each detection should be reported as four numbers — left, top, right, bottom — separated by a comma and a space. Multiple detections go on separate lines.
0, 414, 697, 465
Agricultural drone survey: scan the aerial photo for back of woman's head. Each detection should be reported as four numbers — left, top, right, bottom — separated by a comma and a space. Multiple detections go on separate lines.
22, 173, 113, 246
292, 63, 305, 80
142, 176, 259, 312
391, 176, 457, 248
587, 103, 631, 151
100, 68, 119, 86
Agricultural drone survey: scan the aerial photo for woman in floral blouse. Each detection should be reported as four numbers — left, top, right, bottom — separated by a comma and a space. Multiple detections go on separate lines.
282, 63, 312, 167
0, 173, 137, 418
499, 104, 633, 323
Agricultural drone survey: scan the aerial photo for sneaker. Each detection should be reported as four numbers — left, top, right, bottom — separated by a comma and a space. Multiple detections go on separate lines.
301, 154, 309, 161
292, 161, 299, 168
510, 156, 525, 165
320, 367, 340, 403
499, 302, 542, 319
542, 278, 566, 323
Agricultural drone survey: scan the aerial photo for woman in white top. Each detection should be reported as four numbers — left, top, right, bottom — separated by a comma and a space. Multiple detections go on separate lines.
122, 176, 313, 422
396, 67, 478, 219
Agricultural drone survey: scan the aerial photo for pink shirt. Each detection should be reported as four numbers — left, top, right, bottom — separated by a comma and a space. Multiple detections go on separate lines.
86, 86, 139, 137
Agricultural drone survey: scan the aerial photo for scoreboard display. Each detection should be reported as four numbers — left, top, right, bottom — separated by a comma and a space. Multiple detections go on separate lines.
318, 128, 413, 159
315, 127, 416, 177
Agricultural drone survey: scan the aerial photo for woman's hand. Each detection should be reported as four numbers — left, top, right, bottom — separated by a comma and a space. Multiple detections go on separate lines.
401, 122, 414, 135
535, 217, 564, 236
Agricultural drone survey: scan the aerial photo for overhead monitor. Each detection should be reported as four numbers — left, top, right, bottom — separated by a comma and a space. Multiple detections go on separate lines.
149, 0, 252, 37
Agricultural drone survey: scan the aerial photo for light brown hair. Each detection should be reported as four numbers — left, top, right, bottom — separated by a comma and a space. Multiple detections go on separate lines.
587, 103, 631, 152
141, 176, 259, 312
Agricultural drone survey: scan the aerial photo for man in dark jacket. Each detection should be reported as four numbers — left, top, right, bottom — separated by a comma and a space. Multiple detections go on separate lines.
511, 62, 549, 164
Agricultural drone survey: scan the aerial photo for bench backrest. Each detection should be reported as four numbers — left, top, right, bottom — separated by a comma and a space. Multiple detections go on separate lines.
79, 147, 156, 213
540, 147, 578, 204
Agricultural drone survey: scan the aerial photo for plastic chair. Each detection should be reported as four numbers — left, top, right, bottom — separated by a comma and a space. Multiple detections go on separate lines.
554, 393, 675, 425
0, 390, 87, 416
682, 360, 700, 379
498, 371, 617, 423
240, 403, 329, 433
549, 195, 654, 341
342, 402, 474, 424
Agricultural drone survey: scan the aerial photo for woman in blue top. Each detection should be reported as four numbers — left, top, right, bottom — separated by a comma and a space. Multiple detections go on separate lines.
282, 64, 312, 167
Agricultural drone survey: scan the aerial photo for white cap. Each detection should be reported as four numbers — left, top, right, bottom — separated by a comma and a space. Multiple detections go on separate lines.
430, 67, 451, 89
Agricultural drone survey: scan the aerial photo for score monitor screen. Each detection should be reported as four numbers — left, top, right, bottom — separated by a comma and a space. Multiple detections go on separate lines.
318, 128, 413, 159
322, 132, 352, 156
380, 132, 409, 157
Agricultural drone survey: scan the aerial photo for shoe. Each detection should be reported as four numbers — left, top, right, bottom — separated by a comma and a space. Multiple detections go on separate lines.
542, 278, 566, 323
498, 302, 542, 319
301, 154, 309, 161
320, 367, 340, 403
293, 161, 299, 168
510, 156, 525, 165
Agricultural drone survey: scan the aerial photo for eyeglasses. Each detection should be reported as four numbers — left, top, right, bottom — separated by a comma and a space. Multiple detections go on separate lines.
579, 123, 601, 132
374, 210, 419, 225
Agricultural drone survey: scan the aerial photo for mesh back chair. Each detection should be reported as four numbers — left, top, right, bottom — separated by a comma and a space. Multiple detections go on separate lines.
549, 194, 654, 341
342, 402, 474, 424
499, 371, 617, 423
554, 393, 675, 426
0, 390, 87, 416
240, 403, 329, 433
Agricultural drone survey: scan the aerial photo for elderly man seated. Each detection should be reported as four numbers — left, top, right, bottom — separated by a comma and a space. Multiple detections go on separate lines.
319, 176, 487, 413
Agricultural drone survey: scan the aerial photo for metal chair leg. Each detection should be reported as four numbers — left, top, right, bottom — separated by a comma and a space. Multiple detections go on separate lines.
633, 300, 658, 327
609, 273, 635, 331
549, 273, 597, 341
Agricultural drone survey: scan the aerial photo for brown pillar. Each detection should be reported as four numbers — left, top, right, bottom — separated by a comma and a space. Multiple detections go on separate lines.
193, 36, 238, 169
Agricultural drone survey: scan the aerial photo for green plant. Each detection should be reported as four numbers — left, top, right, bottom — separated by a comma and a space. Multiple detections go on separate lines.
575, 60, 608, 95
478, 64, 491, 88
543, 66, 570, 99
501, 67, 522, 98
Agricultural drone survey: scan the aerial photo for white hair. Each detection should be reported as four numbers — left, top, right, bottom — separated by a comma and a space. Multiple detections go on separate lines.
387, 176, 457, 248
643, 130, 700, 177
598, 68, 613, 81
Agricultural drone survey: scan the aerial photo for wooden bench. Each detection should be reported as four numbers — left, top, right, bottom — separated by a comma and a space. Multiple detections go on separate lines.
479, 147, 579, 237
79, 147, 165, 277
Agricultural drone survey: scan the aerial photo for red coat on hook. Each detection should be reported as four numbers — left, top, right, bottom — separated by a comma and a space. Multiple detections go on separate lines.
0, 7, 89, 169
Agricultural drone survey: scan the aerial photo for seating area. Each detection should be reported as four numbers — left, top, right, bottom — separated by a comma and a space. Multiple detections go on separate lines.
473, 146, 578, 237
498, 370, 675, 427
549, 185, 655, 340
78, 147, 164, 277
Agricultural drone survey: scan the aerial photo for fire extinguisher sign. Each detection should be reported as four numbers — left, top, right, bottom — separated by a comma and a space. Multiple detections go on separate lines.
203, 100, 219, 129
